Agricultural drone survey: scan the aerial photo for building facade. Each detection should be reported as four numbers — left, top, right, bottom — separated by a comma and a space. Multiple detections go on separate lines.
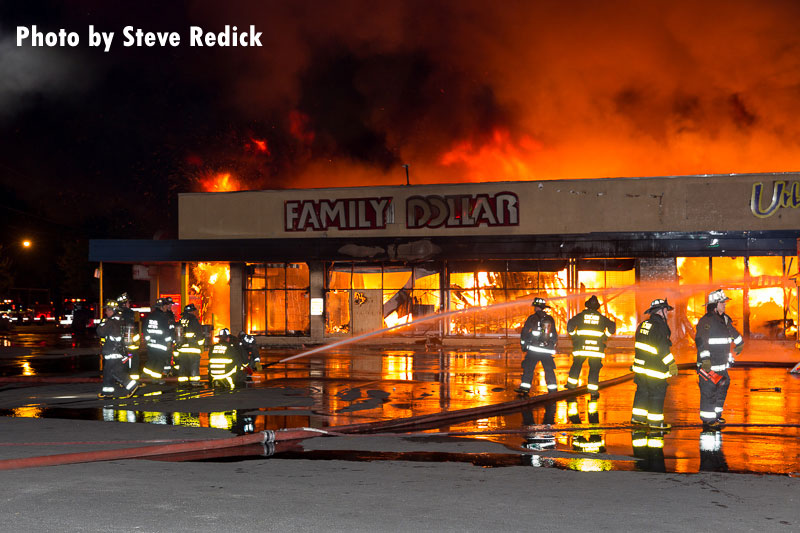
90, 173, 800, 345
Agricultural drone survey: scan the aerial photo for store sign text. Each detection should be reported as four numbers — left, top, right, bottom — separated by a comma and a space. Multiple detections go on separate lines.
751, 181, 800, 218
285, 197, 393, 231
406, 192, 519, 228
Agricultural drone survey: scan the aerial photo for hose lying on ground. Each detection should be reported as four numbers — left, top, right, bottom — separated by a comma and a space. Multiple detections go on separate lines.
0, 428, 327, 471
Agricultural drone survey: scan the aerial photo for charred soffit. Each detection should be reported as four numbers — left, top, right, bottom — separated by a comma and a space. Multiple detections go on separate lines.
89, 231, 800, 264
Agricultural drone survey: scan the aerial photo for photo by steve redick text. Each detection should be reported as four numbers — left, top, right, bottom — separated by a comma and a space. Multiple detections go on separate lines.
16, 25, 263, 52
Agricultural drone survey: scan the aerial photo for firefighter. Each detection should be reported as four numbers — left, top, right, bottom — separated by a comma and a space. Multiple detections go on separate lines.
142, 298, 174, 383
515, 297, 558, 395
565, 295, 616, 397
209, 328, 245, 389
116, 292, 141, 381
177, 303, 204, 386
96, 300, 139, 399
631, 298, 679, 430
238, 330, 260, 379
162, 297, 177, 376
695, 289, 743, 429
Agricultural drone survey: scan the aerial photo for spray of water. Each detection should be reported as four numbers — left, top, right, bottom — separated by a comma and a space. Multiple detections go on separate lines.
275, 279, 776, 365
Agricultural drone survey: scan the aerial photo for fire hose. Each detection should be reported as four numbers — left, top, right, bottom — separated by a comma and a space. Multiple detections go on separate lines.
0, 427, 327, 471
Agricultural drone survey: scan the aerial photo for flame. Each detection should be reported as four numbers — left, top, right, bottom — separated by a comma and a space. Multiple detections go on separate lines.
190, 262, 231, 332
200, 172, 242, 192
250, 138, 270, 155
384, 311, 413, 329
441, 129, 543, 182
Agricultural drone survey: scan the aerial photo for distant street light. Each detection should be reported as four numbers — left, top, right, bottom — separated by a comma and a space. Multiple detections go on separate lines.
21, 240, 31, 248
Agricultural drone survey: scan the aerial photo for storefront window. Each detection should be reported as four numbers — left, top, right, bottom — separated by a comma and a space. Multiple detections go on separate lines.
787, 257, 798, 340
679, 255, 797, 339
749, 256, 795, 339
325, 263, 441, 335
537, 268, 569, 333
245, 263, 309, 336
677, 257, 710, 327
506, 270, 540, 333
449, 261, 565, 337
712, 257, 744, 328
578, 261, 637, 334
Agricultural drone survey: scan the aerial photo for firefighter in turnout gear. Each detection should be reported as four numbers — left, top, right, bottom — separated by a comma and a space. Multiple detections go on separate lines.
142, 298, 174, 383
239, 331, 260, 369
566, 295, 616, 397
631, 298, 679, 430
695, 289, 743, 429
177, 303, 204, 385
163, 297, 177, 376
116, 293, 141, 381
209, 328, 245, 389
515, 297, 558, 395
96, 300, 139, 399
238, 331, 260, 381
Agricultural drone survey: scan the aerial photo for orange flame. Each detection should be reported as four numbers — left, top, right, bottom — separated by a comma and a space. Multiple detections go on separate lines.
200, 172, 242, 192
440, 129, 543, 182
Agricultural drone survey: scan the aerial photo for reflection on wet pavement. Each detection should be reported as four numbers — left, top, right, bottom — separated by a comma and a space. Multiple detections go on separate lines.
1, 328, 799, 474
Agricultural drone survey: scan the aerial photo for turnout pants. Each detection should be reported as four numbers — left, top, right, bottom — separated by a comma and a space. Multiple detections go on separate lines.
143, 346, 170, 379
698, 369, 730, 423
631, 374, 668, 425
521, 350, 558, 391
125, 351, 140, 380
178, 350, 202, 382
567, 355, 603, 392
102, 356, 136, 396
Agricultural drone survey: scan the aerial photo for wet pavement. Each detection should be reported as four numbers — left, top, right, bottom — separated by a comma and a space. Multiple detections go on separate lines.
1, 325, 799, 475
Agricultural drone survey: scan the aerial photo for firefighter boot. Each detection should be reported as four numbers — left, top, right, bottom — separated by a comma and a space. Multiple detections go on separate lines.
514, 383, 531, 395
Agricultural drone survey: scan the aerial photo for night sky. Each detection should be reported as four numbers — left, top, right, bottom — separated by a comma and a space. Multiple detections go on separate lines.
3, 1, 800, 294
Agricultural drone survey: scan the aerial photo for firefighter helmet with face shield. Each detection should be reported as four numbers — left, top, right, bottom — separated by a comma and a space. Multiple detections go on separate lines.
183, 303, 197, 313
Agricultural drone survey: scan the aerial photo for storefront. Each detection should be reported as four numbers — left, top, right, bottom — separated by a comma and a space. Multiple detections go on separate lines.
89, 172, 800, 345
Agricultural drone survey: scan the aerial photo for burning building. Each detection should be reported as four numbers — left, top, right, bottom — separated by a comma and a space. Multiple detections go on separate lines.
90, 172, 800, 345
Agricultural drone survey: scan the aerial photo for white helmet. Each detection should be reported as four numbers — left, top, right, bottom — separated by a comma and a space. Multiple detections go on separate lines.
707, 289, 731, 305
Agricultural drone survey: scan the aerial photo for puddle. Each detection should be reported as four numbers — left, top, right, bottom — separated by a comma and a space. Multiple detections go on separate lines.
1, 329, 799, 475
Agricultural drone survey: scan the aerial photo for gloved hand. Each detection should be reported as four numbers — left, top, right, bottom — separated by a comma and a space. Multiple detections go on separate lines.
700, 358, 712, 372
668, 362, 678, 377
734, 343, 743, 355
